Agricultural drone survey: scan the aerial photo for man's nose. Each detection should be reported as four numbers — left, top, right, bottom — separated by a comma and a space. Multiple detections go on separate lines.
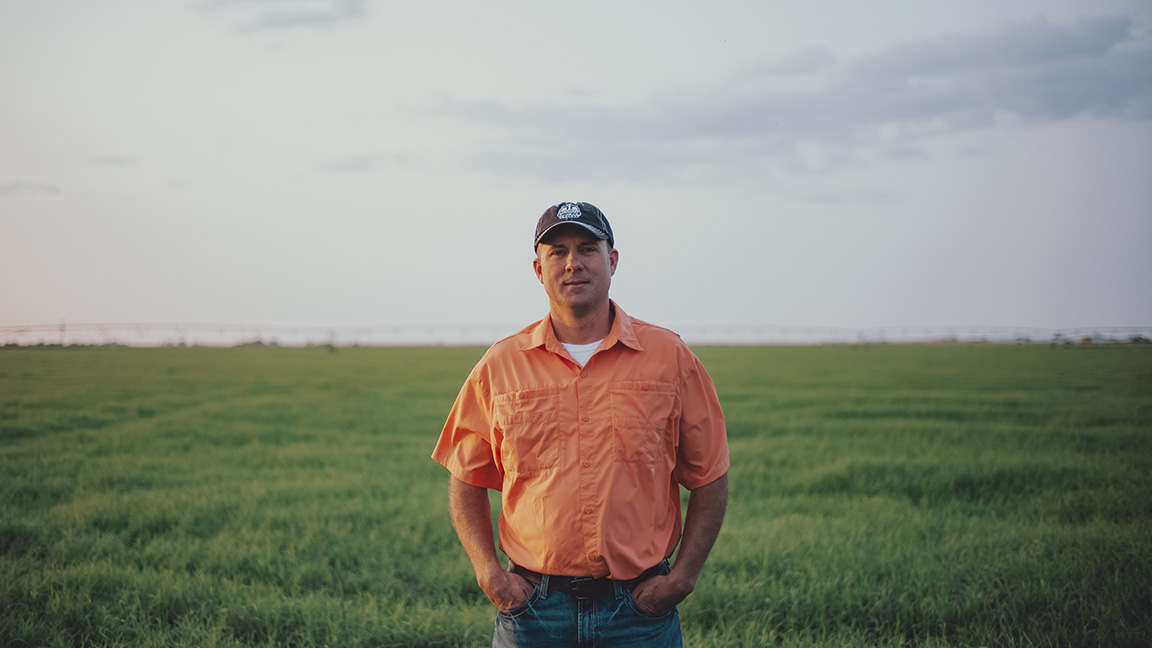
565, 252, 584, 271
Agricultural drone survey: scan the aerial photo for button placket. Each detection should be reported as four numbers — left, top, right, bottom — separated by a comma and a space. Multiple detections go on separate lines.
574, 369, 601, 571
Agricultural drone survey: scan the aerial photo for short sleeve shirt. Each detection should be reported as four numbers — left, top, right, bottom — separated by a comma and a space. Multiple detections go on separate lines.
431, 302, 729, 580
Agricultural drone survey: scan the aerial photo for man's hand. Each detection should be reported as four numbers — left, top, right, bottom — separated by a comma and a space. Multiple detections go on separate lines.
630, 573, 694, 615
478, 568, 535, 611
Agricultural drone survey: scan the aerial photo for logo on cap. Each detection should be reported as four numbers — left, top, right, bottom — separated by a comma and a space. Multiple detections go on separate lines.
557, 203, 582, 220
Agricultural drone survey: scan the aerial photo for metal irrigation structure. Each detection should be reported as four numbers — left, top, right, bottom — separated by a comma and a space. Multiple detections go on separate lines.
2, 322, 1149, 348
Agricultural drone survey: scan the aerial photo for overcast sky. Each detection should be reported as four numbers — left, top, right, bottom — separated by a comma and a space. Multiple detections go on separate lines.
2, 0, 1149, 340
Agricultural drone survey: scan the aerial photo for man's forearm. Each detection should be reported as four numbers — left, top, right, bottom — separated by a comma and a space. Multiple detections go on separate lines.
448, 475, 503, 579
670, 472, 728, 586
447, 475, 533, 610
630, 472, 728, 614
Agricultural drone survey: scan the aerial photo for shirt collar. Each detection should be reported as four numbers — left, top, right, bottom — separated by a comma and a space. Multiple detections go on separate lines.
521, 300, 645, 355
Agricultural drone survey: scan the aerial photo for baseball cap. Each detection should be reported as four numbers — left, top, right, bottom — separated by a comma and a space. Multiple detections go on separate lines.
534, 201, 614, 250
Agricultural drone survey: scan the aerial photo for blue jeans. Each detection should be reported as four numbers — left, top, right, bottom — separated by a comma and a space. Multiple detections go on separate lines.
492, 562, 682, 647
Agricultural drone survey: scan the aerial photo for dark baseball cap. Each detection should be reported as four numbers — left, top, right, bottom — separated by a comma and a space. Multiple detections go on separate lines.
534, 201, 614, 250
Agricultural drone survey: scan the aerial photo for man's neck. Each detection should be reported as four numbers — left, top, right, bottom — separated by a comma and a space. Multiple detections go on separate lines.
550, 301, 614, 345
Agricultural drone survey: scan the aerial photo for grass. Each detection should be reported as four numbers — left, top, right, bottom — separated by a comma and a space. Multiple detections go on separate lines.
1, 344, 1150, 647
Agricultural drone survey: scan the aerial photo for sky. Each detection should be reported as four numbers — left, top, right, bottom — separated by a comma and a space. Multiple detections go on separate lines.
2, 0, 1150, 343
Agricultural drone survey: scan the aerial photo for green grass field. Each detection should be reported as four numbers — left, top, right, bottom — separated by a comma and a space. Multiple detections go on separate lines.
1, 344, 1150, 647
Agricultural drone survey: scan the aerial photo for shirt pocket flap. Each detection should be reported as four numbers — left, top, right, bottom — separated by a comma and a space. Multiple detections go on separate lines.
609, 381, 677, 464
494, 387, 561, 474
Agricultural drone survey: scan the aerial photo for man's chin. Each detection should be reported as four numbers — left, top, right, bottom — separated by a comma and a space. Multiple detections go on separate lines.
550, 293, 595, 308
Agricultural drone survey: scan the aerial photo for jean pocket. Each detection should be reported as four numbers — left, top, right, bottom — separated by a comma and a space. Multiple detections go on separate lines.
497, 583, 543, 619
622, 589, 675, 619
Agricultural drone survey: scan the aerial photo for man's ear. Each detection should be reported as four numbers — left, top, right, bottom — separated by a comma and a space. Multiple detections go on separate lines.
609, 248, 619, 276
533, 257, 544, 284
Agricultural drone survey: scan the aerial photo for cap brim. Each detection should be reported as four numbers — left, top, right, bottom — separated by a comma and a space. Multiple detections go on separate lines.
534, 221, 610, 247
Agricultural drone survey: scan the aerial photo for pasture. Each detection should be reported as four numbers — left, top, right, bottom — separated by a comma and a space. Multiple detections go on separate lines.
1, 344, 1149, 647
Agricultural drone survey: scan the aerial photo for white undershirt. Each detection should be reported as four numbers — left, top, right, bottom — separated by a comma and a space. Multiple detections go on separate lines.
562, 339, 603, 367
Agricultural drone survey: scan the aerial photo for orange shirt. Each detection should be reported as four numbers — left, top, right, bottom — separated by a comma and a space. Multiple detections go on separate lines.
432, 302, 729, 580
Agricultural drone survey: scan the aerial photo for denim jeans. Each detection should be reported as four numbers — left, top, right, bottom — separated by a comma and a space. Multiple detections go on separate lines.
492, 561, 682, 648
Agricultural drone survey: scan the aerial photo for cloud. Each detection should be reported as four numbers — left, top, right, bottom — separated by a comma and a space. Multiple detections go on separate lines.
321, 152, 421, 173
754, 47, 837, 76
199, 0, 369, 30
0, 182, 62, 196
843, 15, 1151, 124
442, 15, 1152, 184
89, 157, 139, 167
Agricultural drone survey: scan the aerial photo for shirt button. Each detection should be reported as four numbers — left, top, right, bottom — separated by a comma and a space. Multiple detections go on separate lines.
589, 553, 600, 561
581, 415, 590, 422
580, 371, 588, 378
584, 506, 594, 514
582, 460, 592, 468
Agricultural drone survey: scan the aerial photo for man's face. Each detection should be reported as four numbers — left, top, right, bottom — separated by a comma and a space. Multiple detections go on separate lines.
533, 225, 618, 316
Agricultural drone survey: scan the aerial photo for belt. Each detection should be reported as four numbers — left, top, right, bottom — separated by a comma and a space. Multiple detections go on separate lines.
510, 562, 665, 599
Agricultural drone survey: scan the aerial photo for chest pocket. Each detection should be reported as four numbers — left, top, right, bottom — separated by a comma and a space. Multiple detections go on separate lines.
610, 381, 677, 464
494, 387, 560, 474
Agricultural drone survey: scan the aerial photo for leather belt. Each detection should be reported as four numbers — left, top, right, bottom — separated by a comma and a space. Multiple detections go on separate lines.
510, 562, 665, 599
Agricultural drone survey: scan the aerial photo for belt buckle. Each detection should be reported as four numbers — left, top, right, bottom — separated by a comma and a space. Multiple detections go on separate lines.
568, 576, 597, 599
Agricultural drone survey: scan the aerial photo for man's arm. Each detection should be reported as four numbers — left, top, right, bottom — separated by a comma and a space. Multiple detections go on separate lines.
631, 472, 728, 613
448, 475, 533, 610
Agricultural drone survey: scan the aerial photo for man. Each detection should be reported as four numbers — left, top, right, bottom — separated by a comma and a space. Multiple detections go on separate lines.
432, 201, 729, 647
